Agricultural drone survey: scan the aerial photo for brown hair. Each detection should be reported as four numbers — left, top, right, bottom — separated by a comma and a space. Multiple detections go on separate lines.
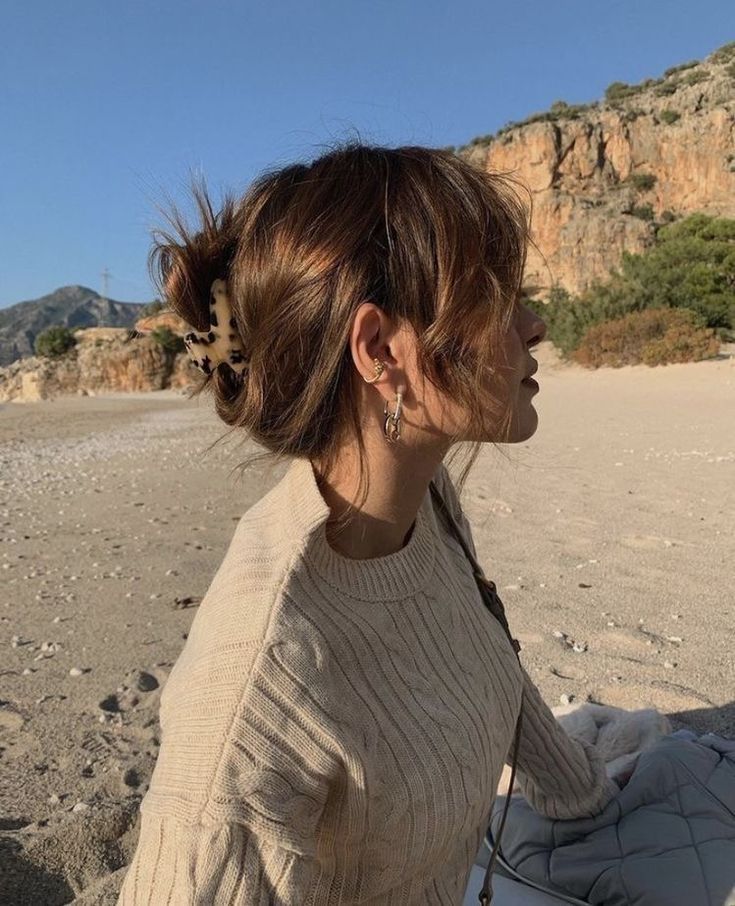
148, 139, 534, 518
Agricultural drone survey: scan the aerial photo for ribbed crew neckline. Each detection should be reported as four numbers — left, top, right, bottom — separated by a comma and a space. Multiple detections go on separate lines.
283, 456, 437, 601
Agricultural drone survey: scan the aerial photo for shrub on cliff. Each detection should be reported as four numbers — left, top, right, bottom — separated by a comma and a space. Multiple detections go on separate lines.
655, 81, 679, 96
621, 213, 735, 332
627, 172, 657, 191
150, 326, 185, 353
711, 41, 735, 64
535, 213, 735, 359
34, 326, 78, 358
572, 307, 719, 368
664, 60, 699, 77
681, 69, 709, 86
630, 203, 655, 221
605, 81, 642, 103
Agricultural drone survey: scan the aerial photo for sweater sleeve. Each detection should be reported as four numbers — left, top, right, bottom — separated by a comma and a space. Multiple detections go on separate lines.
433, 463, 619, 820
507, 664, 620, 819
116, 622, 336, 905
116, 812, 323, 905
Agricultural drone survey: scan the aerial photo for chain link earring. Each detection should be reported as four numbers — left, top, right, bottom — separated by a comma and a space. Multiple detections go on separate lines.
362, 358, 403, 444
383, 389, 403, 443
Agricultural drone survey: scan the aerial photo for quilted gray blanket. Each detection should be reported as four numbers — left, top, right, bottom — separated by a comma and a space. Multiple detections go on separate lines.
488, 729, 735, 906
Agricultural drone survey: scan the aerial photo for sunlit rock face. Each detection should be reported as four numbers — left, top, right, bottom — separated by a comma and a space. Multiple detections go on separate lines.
458, 54, 735, 296
0, 327, 197, 402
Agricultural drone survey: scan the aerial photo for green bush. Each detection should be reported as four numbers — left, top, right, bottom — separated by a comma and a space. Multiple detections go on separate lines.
711, 41, 735, 64
682, 70, 709, 86
548, 99, 593, 120
630, 204, 655, 221
34, 326, 78, 358
622, 108, 648, 123
659, 109, 681, 124
605, 81, 642, 103
462, 99, 596, 147
659, 210, 677, 222
655, 81, 679, 96
465, 133, 495, 147
628, 172, 657, 191
621, 213, 735, 332
536, 213, 735, 358
573, 307, 719, 368
664, 60, 699, 77
531, 281, 639, 358
150, 326, 185, 353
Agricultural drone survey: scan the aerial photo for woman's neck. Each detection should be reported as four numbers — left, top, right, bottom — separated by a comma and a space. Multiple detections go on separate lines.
313, 443, 445, 560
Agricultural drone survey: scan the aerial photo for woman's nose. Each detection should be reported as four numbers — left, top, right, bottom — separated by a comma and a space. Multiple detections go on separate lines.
521, 304, 547, 346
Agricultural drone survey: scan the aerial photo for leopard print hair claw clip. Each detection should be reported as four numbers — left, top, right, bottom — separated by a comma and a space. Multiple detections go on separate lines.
183, 279, 248, 376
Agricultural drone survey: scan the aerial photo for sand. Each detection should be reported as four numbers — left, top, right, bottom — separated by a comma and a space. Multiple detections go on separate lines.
1, 340, 733, 904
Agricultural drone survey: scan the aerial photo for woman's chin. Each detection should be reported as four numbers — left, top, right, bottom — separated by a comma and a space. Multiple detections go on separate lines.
508, 406, 539, 443
457, 397, 539, 444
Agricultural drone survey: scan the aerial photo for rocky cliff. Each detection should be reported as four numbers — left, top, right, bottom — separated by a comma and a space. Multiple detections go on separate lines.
457, 43, 735, 295
0, 319, 197, 403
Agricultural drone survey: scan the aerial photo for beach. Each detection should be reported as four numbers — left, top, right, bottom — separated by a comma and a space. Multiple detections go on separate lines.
1, 341, 734, 904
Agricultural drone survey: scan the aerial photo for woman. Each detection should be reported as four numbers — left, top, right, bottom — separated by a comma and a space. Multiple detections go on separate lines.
117, 141, 620, 905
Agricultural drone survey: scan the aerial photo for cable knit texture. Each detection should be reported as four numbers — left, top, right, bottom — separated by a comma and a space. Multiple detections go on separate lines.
117, 457, 618, 905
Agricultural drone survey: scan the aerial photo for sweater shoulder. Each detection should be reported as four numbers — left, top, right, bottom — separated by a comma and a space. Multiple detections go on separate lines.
145, 473, 337, 809
171, 473, 312, 661
144, 549, 339, 826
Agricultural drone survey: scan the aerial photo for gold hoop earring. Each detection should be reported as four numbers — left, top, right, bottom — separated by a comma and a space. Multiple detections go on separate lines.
383, 389, 403, 444
363, 358, 385, 384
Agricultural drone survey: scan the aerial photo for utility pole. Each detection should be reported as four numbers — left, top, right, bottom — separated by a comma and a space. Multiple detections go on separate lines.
101, 267, 111, 301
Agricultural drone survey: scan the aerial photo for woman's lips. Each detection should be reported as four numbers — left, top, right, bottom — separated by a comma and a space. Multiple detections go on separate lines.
521, 377, 539, 391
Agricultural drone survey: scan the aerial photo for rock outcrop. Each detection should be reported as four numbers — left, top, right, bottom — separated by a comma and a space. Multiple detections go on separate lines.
132, 311, 190, 335
0, 326, 197, 403
457, 45, 735, 295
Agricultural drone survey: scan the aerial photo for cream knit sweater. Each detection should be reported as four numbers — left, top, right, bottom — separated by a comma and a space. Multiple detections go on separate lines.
117, 457, 618, 905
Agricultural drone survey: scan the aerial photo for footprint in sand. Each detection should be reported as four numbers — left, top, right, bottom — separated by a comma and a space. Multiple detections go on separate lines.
549, 664, 587, 681
0, 706, 26, 733
590, 628, 653, 655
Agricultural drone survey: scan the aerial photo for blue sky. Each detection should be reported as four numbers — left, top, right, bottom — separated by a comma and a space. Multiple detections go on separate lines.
0, 0, 731, 309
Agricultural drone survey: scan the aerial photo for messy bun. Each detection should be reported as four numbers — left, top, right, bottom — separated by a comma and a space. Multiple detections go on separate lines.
148, 138, 534, 495
148, 185, 246, 409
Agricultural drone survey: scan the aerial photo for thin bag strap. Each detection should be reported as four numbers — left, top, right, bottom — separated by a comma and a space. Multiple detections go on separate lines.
428, 479, 524, 905
428, 480, 521, 658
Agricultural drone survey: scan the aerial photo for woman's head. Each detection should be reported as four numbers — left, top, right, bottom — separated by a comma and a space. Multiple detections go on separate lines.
149, 139, 545, 495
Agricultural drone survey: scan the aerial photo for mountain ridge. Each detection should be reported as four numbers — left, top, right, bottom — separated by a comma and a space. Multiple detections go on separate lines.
0, 285, 150, 367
